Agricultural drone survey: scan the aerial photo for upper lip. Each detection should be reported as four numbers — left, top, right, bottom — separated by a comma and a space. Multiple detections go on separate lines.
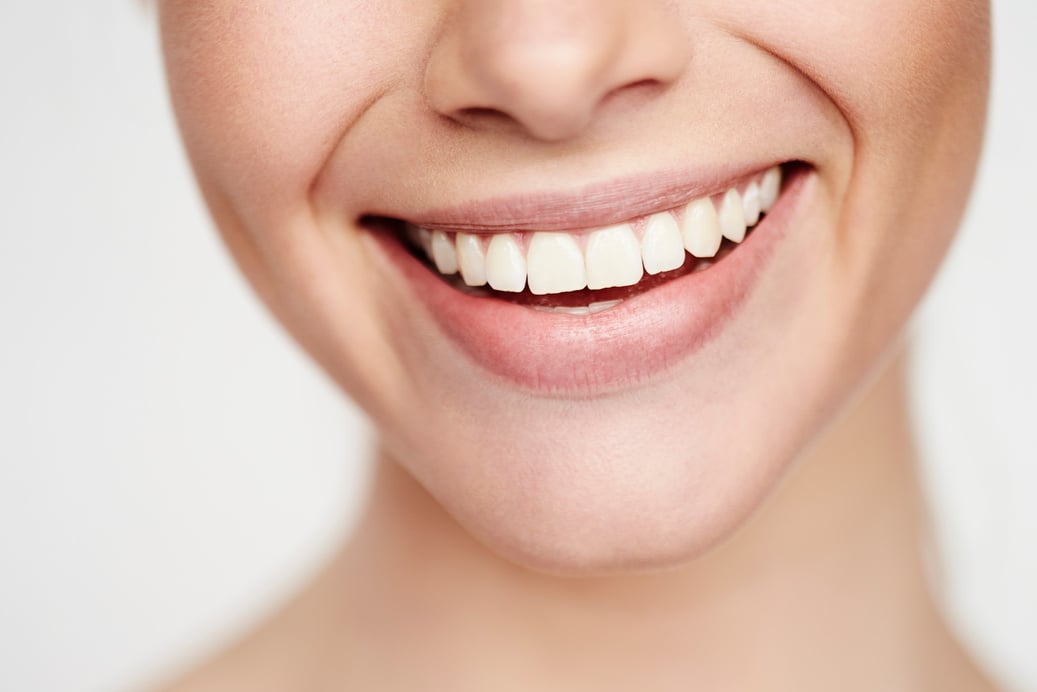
389, 161, 789, 233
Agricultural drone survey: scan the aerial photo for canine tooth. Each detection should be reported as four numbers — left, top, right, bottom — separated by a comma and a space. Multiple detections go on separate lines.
585, 224, 643, 290
431, 230, 458, 274
455, 233, 487, 287
527, 232, 586, 295
760, 166, 781, 211
742, 181, 761, 227
485, 234, 527, 293
719, 188, 747, 243
640, 213, 685, 275
683, 197, 722, 258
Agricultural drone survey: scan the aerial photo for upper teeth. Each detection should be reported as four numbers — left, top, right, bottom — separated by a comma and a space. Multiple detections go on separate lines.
412, 166, 782, 296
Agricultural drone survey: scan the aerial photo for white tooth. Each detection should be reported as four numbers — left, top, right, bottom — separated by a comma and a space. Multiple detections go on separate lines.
485, 234, 527, 293
760, 166, 782, 212
640, 213, 685, 275
532, 305, 592, 316
682, 197, 722, 258
585, 224, 643, 290
431, 230, 459, 274
530, 299, 624, 316
526, 232, 587, 295
455, 233, 487, 287
719, 188, 747, 243
742, 181, 761, 227
417, 227, 433, 258
587, 299, 623, 314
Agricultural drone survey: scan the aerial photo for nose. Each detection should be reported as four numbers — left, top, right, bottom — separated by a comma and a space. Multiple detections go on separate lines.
425, 0, 690, 142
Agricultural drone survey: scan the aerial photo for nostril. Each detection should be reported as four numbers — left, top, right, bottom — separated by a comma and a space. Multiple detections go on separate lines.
622, 79, 659, 92
452, 106, 521, 132
457, 106, 509, 121
601, 78, 664, 106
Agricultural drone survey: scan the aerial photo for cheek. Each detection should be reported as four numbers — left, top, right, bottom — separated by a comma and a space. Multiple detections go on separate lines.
725, 0, 990, 128
841, 2, 989, 358
159, 1, 425, 223
159, 1, 439, 414
758, 0, 990, 363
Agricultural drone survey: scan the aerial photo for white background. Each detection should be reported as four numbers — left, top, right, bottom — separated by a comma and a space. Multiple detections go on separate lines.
0, 2, 1034, 690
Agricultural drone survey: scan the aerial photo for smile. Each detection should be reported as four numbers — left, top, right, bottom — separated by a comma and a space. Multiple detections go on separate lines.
368, 162, 811, 394
407, 166, 782, 308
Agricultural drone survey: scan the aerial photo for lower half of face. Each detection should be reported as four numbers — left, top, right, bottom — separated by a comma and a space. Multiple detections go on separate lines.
161, 0, 989, 573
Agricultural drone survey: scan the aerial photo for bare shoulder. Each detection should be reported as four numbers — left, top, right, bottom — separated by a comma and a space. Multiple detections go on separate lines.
147, 628, 296, 692
145, 578, 372, 692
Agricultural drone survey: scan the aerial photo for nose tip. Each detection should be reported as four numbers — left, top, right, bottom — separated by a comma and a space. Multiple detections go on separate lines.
425, 1, 689, 142
443, 38, 622, 141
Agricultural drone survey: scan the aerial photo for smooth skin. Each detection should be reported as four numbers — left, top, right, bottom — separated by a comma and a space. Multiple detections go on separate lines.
157, 1, 994, 689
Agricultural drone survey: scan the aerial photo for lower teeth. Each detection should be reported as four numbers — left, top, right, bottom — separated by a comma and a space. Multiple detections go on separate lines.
531, 300, 624, 316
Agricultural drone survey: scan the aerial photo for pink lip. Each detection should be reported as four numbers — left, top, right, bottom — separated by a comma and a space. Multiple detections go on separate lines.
371, 165, 812, 395
398, 164, 780, 233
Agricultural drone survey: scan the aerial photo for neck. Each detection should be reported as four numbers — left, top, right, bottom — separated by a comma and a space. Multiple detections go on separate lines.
310, 346, 989, 690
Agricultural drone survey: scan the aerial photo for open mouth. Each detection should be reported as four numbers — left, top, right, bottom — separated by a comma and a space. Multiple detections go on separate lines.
362, 161, 808, 393
376, 165, 787, 316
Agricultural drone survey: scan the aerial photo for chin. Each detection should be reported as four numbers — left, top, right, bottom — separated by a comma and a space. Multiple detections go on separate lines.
382, 371, 827, 577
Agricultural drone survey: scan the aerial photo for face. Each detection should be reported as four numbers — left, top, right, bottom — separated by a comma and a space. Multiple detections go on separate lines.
160, 0, 989, 573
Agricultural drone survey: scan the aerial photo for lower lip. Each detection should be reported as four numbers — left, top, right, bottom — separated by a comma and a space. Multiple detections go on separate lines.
372, 167, 813, 396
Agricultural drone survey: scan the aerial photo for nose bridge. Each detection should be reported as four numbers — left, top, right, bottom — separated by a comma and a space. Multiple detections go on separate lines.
426, 0, 688, 141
